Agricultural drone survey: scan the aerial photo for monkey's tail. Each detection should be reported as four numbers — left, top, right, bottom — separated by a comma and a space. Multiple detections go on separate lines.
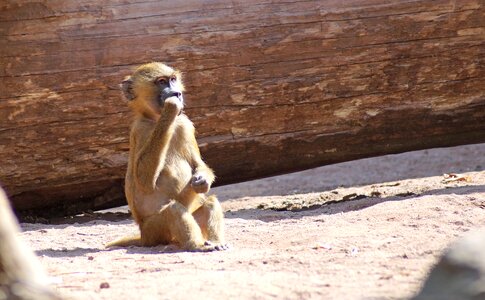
105, 235, 142, 248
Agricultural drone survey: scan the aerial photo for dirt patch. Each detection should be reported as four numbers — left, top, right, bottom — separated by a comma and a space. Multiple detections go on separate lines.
20, 144, 485, 299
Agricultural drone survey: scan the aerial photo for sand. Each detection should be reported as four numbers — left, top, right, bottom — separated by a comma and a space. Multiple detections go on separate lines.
20, 143, 485, 300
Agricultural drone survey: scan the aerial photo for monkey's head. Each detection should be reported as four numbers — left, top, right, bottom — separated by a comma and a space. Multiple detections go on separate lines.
121, 62, 185, 117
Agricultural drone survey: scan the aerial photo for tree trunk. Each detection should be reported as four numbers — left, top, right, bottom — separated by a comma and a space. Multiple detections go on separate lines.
1, 0, 484, 217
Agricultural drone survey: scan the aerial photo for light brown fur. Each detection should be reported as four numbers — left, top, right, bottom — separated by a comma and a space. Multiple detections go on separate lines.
107, 62, 227, 251
0, 187, 61, 299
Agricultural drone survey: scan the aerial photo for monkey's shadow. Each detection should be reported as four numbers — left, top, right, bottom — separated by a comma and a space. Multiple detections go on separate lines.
122, 245, 198, 255
226, 184, 485, 222
33, 184, 483, 257
35, 247, 101, 258
35, 244, 191, 258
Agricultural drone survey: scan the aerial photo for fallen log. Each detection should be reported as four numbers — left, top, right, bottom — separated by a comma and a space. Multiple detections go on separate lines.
1, 0, 484, 217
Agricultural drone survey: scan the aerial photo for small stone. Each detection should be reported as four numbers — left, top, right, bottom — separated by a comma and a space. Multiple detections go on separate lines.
100, 282, 110, 289
313, 243, 332, 250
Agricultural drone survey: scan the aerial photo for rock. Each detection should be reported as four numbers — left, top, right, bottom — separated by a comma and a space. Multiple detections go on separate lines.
413, 229, 485, 300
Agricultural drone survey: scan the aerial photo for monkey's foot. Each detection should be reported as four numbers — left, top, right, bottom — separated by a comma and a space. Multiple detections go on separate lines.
185, 241, 229, 252
205, 241, 230, 251
184, 241, 215, 252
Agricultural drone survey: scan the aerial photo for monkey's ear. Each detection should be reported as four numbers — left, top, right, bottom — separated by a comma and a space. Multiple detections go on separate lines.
120, 76, 135, 101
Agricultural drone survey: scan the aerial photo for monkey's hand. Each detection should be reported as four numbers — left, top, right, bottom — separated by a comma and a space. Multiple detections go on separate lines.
163, 96, 184, 118
191, 173, 210, 194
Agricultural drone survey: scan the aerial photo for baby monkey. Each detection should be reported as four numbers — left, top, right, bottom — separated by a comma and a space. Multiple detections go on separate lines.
107, 62, 227, 251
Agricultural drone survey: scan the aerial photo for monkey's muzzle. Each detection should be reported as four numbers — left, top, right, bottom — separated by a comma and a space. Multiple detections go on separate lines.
160, 89, 184, 106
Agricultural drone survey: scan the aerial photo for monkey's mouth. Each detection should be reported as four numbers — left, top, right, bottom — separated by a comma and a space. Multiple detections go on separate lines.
159, 95, 184, 116
177, 94, 184, 105
160, 93, 184, 105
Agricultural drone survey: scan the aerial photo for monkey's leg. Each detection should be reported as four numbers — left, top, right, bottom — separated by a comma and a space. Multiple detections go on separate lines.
193, 195, 228, 250
141, 201, 218, 252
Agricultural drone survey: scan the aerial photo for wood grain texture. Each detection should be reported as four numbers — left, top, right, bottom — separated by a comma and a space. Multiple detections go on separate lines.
1, 0, 484, 216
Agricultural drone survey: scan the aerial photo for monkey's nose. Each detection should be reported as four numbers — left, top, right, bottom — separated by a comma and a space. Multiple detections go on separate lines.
171, 91, 182, 98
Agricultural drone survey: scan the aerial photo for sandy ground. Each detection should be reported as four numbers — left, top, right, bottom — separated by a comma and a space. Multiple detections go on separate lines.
20, 143, 485, 300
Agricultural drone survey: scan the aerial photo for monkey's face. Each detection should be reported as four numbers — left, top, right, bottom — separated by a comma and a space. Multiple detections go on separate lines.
155, 74, 184, 109
121, 62, 185, 116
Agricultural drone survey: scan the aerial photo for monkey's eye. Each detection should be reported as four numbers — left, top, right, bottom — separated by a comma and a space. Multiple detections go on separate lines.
169, 76, 177, 83
156, 77, 168, 85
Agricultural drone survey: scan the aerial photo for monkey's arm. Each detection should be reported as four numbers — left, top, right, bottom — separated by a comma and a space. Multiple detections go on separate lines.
189, 135, 215, 193
193, 157, 215, 186
134, 99, 181, 193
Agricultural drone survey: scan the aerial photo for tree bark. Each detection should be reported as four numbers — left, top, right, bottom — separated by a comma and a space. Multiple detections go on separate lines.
1, 0, 484, 216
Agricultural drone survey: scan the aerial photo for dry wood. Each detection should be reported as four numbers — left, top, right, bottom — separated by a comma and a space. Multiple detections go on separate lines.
1, 0, 484, 216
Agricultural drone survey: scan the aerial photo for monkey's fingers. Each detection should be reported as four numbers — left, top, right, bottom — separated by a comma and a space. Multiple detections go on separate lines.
191, 175, 208, 186
191, 176, 210, 193
214, 243, 230, 251
164, 97, 184, 115
188, 241, 218, 252
192, 179, 207, 186
166, 95, 183, 103
205, 241, 230, 251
